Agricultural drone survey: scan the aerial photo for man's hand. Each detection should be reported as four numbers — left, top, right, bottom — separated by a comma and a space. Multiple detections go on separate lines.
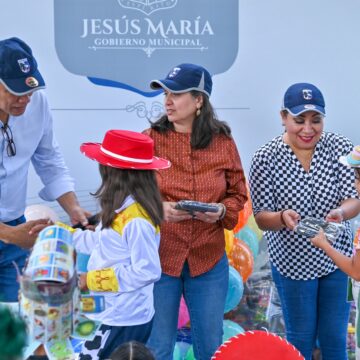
68, 205, 92, 226
57, 192, 92, 226
1, 219, 49, 248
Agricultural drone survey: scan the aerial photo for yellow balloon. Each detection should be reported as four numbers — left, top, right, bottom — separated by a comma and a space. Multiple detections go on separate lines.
224, 229, 234, 255
246, 215, 263, 240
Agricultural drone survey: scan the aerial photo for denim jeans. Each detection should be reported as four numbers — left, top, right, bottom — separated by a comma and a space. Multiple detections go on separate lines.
271, 264, 350, 360
0, 216, 29, 302
147, 253, 229, 360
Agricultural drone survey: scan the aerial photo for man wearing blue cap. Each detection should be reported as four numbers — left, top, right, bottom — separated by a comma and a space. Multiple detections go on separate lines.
0, 37, 90, 303
249, 82, 360, 359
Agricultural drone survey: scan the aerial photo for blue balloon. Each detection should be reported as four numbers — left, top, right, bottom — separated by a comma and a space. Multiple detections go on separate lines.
222, 319, 245, 342
236, 226, 259, 259
224, 266, 244, 313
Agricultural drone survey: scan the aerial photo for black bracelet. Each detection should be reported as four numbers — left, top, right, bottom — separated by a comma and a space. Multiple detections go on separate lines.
280, 209, 287, 226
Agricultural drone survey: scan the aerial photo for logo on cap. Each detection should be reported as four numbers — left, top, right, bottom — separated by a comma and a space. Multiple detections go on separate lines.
25, 77, 39, 88
302, 89, 312, 100
18, 58, 30, 73
168, 67, 181, 78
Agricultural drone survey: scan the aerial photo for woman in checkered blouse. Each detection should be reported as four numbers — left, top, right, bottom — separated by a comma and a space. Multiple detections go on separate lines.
249, 83, 360, 360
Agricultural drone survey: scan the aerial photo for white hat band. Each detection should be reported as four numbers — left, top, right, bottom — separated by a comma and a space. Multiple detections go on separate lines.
100, 146, 152, 164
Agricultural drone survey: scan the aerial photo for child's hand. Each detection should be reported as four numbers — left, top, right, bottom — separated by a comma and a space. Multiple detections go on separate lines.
310, 228, 330, 250
79, 273, 89, 292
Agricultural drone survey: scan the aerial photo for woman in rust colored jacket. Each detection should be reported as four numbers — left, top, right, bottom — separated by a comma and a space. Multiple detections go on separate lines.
145, 63, 247, 360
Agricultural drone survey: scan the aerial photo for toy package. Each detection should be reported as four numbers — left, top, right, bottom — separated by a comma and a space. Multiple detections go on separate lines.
20, 225, 104, 360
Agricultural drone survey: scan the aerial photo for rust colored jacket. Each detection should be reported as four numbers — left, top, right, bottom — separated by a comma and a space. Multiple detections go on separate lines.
145, 129, 247, 277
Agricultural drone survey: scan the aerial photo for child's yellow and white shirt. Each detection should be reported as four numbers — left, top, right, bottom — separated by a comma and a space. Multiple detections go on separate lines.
72, 195, 161, 327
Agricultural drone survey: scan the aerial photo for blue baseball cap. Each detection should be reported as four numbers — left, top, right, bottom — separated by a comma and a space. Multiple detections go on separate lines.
150, 63, 212, 97
282, 83, 325, 116
0, 37, 45, 95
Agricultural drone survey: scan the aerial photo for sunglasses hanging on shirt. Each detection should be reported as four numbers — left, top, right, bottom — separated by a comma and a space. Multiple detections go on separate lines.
1, 123, 16, 156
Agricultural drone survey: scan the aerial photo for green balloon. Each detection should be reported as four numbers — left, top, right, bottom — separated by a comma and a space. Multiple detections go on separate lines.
185, 346, 195, 360
173, 342, 191, 360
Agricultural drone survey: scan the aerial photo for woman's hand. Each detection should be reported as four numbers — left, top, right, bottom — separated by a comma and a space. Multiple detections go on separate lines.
310, 228, 331, 250
163, 202, 193, 222
281, 209, 300, 230
326, 208, 344, 223
194, 203, 224, 223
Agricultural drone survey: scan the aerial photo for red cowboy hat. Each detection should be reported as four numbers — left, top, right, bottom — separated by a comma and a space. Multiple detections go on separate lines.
80, 129, 171, 170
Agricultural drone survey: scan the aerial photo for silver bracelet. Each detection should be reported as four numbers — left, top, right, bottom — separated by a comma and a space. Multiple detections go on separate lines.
218, 203, 226, 220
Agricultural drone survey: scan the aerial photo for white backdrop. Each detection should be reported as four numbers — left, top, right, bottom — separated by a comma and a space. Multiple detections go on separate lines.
2, 0, 360, 219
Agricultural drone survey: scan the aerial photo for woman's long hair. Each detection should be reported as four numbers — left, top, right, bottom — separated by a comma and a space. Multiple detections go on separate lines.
93, 165, 163, 229
150, 90, 231, 149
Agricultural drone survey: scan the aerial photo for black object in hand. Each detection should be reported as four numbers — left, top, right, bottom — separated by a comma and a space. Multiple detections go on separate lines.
72, 214, 100, 230
175, 200, 219, 214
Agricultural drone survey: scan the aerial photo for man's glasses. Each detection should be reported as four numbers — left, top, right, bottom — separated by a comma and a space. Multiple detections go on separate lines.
1, 124, 16, 157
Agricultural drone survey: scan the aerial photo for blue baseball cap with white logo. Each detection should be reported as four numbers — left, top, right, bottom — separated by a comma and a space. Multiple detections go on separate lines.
0, 37, 45, 95
150, 63, 212, 97
282, 83, 325, 116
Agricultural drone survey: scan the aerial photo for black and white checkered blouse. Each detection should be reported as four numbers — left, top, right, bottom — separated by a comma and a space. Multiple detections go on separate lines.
249, 132, 358, 280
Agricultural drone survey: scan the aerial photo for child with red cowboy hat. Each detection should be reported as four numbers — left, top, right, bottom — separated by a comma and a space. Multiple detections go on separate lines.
62, 129, 170, 360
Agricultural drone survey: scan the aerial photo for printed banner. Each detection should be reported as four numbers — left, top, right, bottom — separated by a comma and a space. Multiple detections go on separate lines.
54, 0, 239, 95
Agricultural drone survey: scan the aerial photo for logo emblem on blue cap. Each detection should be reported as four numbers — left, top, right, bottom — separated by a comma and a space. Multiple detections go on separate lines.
302, 89, 312, 100
17, 58, 30, 73
25, 77, 39, 88
168, 67, 181, 78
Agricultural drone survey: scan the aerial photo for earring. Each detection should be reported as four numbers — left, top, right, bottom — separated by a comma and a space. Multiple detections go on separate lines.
196, 108, 201, 116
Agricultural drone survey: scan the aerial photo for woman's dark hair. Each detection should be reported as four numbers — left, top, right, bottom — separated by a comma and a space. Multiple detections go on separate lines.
93, 165, 163, 229
150, 90, 231, 149
109, 341, 155, 360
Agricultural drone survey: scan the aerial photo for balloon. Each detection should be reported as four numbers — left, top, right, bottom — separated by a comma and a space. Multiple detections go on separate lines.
222, 320, 244, 342
178, 296, 190, 329
224, 229, 234, 255
235, 226, 259, 259
25, 204, 59, 223
212, 330, 305, 360
233, 186, 253, 233
246, 214, 263, 240
185, 346, 195, 360
173, 341, 191, 360
228, 238, 254, 282
224, 266, 244, 313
